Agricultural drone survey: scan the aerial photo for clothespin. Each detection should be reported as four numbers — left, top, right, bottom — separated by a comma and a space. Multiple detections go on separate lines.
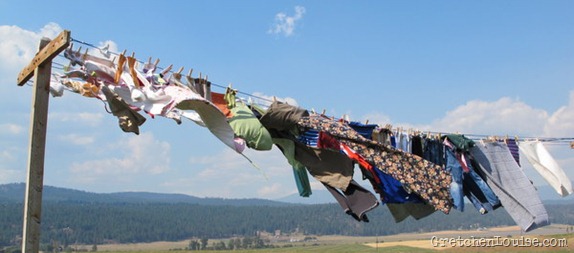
311, 108, 316, 114
121, 49, 127, 56
131, 52, 135, 58
273, 96, 277, 102
160, 64, 173, 77
321, 109, 326, 115
172, 66, 184, 81
82, 48, 88, 61
365, 119, 369, 125
187, 69, 193, 78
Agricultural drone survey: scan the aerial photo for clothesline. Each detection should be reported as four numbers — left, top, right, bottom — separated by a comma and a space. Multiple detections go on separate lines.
28, 31, 574, 232
54, 37, 574, 146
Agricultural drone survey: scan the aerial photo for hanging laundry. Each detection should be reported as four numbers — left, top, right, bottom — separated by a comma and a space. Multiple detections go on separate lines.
411, 135, 424, 157
174, 90, 245, 153
101, 85, 146, 135
423, 137, 444, 166
296, 115, 452, 214
519, 140, 573, 197
504, 138, 520, 166
271, 137, 312, 197
470, 141, 549, 232
443, 136, 500, 213
323, 180, 379, 222
228, 102, 273, 151
387, 203, 436, 223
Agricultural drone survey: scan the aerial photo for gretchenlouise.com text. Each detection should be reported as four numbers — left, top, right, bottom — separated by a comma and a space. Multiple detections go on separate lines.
430, 235, 568, 248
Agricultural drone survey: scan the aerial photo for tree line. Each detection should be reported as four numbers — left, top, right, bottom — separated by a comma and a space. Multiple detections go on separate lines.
1, 202, 573, 249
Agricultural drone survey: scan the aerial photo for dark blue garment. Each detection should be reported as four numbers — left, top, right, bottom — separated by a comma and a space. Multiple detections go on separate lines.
373, 166, 423, 204
423, 138, 444, 166
348, 121, 379, 139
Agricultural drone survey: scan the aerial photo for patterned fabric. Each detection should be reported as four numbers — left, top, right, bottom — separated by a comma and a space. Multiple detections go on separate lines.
297, 115, 452, 213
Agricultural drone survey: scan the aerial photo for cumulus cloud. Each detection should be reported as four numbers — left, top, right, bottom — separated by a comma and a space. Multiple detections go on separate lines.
69, 132, 171, 184
251, 92, 298, 107
268, 6, 306, 37
0, 123, 24, 135
0, 23, 64, 86
186, 147, 296, 198
427, 97, 549, 136
49, 112, 105, 127
57, 133, 95, 146
544, 91, 574, 137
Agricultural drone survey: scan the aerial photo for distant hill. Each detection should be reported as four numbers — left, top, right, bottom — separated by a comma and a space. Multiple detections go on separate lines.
0, 183, 291, 206
2, 183, 572, 206
276, 190, 336, 204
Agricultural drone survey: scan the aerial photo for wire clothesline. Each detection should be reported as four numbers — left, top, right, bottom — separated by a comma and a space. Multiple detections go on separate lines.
57, 37, 573, 146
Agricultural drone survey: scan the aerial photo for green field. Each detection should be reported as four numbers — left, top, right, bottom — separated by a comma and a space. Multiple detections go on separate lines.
98, 245, 433, 253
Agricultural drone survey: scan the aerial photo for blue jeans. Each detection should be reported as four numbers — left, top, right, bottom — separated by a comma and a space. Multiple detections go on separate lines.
424, 138, 444, 166
445, 147, 500, 212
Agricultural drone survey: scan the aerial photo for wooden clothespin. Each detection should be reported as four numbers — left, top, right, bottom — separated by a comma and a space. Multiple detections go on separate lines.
121, 49, 127, 56
82, 48, 89, 61
187, 69, 193, 78
321, 109, 326, 115
161, 64, 173, 77
130, 52, 135, 58
365, 119, 369, 125
177, 66, 184, 75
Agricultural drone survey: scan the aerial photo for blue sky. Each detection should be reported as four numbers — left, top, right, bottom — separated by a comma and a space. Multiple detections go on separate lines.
0, 1, 573, 201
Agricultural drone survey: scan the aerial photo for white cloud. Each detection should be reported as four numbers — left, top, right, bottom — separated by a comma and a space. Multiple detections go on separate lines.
68, 132, 171, 184
0, 23, 63, 74
49, 112, 105, 127
0, 123, 24, 135
185, 147, 296, 198
251, 92, 298, 107
268, 6, 306, 37
544, 91, 574, 137
57, 133, 95, 146
427, 97, 548, 136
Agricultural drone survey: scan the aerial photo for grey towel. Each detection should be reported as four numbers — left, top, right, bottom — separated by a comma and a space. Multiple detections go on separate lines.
470, 142, 549, 232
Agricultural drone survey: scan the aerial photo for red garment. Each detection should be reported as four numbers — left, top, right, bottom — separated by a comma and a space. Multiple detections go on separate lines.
317, 131, 340, 150
340, 143, 382, 185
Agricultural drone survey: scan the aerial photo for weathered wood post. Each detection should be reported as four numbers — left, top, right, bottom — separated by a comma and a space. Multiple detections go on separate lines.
17, 30, 71, 253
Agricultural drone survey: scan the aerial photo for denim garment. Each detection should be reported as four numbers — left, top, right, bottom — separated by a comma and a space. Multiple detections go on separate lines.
445, 147, 500, 212
423, 138, 444, 166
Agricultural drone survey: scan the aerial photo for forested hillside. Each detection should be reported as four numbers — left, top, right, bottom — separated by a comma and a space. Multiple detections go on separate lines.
1, 183, 573, 249
2, 202, 574, 248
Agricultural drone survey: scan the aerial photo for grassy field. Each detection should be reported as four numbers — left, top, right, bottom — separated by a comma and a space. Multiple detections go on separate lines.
88, 225, 573, 252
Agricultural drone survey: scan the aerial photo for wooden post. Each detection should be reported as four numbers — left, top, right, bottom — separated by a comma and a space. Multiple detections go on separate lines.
18, 30, 70, 253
